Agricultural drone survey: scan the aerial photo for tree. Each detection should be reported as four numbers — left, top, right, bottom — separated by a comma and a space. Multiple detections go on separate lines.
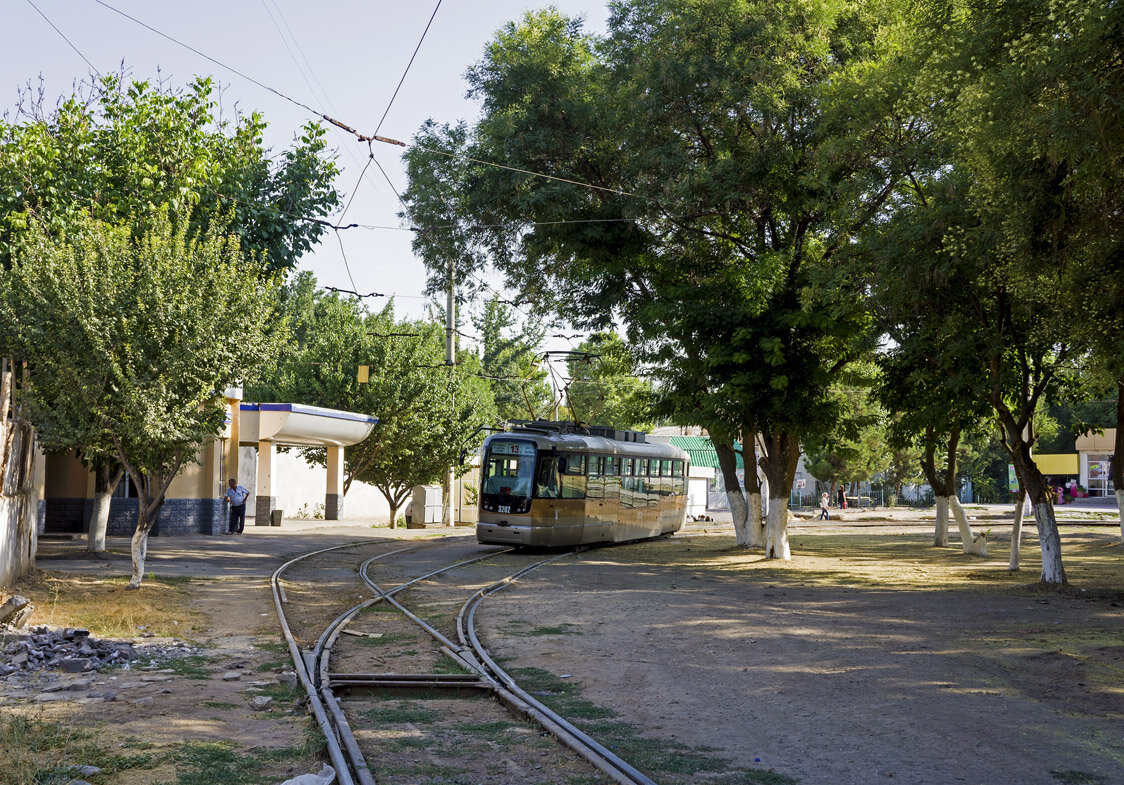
803, 364, 890, 502
0, 73, 339, 273
564, 332, 653, 431
472, 297, 550, 422
0, 74, 339, 551
402, 0, 914, 559
252, 276, 497, 525
0, 212, 283, 587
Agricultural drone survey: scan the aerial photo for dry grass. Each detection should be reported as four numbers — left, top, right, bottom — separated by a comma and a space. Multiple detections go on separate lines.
618, 526, 1124, 597
4, 568, 207, 638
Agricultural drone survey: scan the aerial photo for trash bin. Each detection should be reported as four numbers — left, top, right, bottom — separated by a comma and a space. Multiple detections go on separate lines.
270, 509, 283, 527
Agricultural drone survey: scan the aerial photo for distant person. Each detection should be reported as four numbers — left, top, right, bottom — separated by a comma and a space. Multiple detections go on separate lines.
819, 492, 830, 520
224, 478, 250, 534
837, 486, 846, 510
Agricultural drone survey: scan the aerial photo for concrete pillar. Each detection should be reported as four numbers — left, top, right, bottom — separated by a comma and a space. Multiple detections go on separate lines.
223, 390, 242, 497
255, 440, 276, 527
326, 445, 344, 520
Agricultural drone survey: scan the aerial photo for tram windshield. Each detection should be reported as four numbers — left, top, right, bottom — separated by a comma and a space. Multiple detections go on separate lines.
482, 440, 536, 512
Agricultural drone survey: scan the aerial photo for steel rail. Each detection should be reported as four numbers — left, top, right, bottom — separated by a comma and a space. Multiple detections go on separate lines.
360, 545, 659, 785
301, 544, 515, 784
270, 540, 394, 785
457, 558, 662, 785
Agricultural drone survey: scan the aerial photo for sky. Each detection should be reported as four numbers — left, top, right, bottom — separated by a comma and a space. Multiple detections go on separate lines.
2, 0, 610, 342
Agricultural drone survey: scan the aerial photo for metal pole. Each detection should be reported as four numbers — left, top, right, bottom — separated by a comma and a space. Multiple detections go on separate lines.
444, 258, 455, 527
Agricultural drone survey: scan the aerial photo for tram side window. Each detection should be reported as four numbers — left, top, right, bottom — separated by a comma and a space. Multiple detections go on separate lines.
588, 455, 606, 499
604, 457, 621, 501
673, 460, 686, 495
535, 455, 562, 498
559, 454, 587, 499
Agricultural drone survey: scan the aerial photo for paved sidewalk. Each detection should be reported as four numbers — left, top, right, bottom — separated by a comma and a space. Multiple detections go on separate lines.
34, 519, 476, 580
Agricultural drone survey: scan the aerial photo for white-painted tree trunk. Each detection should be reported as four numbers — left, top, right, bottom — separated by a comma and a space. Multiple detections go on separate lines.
87, 491, 113, 552
1009, 497, 1025, 571
1117, 490, 1124, 547
1033, 501, 1066, 583
933, 496, 950, 547
747, 493, 765, 549
764, 496, 790, 560
127, 527, 149, 589
949, 496, 987, 556
728, 490, 749, 547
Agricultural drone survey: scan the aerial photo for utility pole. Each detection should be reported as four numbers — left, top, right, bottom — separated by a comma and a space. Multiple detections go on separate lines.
443, 258, 455, 527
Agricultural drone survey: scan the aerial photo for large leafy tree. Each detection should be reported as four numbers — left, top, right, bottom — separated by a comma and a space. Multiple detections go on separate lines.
403, 0, 914, 558
0, 74, 339, 551
0, 212, 283, 587
472, 297, 550, 422
253, 275, 496, 524
563, 332, 653, 431
0, 73, 339, 273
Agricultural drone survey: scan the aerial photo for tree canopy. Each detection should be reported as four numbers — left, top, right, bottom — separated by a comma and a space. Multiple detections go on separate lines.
0, 211, 284, 586
0, 73, 340, 273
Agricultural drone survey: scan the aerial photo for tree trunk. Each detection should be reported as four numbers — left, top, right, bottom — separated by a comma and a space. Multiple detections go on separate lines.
1115, 379, 1123, 546
716, 442, 749, 547
388, 501, 399, 529
1034, 501, 1066, 583
127, 523, 150, 590
1006, 438, 1066, 583
87, 462, 124, 553
949, 495, 987, 556
1009, 486, 1024, 572
764, 495, 790, 559
758, 431, 800, 561
933, 496, 949, 547
746, 493, 765, 549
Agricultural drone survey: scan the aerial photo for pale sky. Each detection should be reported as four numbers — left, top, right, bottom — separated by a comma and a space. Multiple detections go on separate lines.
3, 0, 609, 342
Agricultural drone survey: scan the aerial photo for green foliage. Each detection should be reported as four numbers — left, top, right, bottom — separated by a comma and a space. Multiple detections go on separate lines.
803, 362, 889, 488
0, 210, 284, 566
403, 0, 913, 503
564, 332, 653, 430
0, 73, 339, 274
472, 296, 550, 421
250, 273, 496, 519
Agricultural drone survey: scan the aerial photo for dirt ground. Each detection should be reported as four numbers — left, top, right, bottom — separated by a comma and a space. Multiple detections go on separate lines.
4, 513, 1123, 785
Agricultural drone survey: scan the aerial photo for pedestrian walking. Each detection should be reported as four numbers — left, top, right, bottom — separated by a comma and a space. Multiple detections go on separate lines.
224, 478, 250, 534
819, 492, 830, 520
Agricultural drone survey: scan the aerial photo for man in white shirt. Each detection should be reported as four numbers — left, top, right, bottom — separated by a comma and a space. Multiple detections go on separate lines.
224, 478, 250, 534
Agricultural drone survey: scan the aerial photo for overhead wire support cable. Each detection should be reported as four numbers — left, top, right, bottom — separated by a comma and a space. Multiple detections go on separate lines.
28, 0, 101, 76
90, 0, 652, 204
374, 0, 444, 136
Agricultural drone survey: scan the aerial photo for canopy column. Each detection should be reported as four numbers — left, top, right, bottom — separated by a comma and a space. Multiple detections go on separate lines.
255, 440, 276, 527
326, 445, 344, 520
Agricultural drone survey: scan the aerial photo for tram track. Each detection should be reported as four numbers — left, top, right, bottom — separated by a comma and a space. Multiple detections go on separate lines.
271, 537, 658, 785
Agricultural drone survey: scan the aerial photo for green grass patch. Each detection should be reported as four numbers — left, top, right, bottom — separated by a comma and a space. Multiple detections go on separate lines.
1051, 771, 1108, 785
0, 713, 160, 785
200, 701, 238, 710
362, 702, 440, 724
162, 655, 215, 679
509, 666, 795, 783
355, 631, 417, 646
432, 653, 471, 674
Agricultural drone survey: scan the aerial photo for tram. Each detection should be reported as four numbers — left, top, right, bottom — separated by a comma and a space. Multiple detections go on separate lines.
477, 421, 690, 547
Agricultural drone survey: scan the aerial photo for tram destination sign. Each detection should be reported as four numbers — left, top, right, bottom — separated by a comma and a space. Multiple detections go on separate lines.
490, 440, 531, 456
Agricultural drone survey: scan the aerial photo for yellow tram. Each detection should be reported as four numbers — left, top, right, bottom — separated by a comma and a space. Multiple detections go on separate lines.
477, 422, 690, 547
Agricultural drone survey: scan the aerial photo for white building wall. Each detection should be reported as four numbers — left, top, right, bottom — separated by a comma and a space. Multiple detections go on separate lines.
237, 446, 391, 523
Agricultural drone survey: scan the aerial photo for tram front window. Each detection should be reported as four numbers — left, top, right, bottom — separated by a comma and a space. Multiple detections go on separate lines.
482, 440, 536, 513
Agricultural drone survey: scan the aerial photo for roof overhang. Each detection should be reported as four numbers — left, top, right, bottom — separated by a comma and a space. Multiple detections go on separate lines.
238, 403, 377, 447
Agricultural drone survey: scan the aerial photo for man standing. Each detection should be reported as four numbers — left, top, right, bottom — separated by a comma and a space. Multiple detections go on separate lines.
224, 478, 250, 534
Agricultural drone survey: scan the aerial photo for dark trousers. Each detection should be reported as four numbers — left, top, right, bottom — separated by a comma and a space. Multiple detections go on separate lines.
229, 503, 246, 534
